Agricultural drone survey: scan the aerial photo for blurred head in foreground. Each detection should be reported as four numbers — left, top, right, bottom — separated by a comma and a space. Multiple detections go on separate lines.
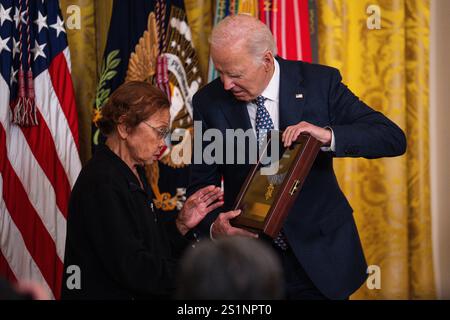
176, 236, 284, 299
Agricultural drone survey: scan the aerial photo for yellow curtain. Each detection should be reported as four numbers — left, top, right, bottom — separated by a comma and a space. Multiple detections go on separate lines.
317, 0, 434, 299
184, 0, 213, 82
94, 1, 114, 76
60, 0, 96, 164
61, 0, 113, 164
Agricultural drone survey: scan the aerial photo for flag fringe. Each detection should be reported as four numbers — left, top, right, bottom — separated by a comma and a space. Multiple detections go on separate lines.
11, 69, 38, 127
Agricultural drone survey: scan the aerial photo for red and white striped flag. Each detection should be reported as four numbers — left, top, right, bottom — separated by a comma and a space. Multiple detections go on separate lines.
0, 0, 81, 299
208, 0, 312, 82
260, 0, 312, 62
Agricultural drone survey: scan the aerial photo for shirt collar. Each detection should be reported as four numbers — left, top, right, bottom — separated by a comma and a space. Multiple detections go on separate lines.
260, 58, 280, 103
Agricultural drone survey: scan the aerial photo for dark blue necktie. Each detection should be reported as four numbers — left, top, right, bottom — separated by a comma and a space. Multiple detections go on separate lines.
254, 96, 289, 251
255, 95, 274, 147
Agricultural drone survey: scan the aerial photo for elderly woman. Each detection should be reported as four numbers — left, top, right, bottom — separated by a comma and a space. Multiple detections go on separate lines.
61, 81, 225, 299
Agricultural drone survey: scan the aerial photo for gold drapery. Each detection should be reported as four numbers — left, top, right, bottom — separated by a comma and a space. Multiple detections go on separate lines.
317, 0, 434, 299
61, 0, 113, 164
60, 0, 99, 164
184, 0, 213, 82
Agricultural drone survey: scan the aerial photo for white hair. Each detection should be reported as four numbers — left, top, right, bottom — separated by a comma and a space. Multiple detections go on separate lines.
210, 14, 277, 61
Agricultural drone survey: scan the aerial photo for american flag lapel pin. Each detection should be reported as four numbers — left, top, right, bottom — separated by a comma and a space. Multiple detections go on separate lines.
295, 93, 304, 99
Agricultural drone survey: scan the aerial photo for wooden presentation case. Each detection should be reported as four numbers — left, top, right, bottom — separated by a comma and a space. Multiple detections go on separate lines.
232, 133, 321, 238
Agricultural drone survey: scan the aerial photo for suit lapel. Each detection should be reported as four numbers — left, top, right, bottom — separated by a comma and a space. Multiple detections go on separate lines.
219, 93, 252, 131
218, 92, 253, 166
218, 58, 307, 131
278, 57, 306, 130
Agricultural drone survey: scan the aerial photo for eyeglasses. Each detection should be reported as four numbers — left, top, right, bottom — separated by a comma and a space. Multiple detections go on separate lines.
142, 121, 170, 139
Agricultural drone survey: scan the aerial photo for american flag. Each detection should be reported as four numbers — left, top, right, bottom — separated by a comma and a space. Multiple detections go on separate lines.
0, 0, 81, 299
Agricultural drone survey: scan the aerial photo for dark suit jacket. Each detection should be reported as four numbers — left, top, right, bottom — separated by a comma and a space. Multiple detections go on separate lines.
61, 144, 189, 299
188, 57, 407, 299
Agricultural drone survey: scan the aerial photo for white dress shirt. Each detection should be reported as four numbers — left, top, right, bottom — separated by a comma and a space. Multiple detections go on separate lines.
246, 59, 281, 132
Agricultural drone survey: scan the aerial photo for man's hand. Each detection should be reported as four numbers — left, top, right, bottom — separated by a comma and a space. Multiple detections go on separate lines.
211, 210, 259, 239
176, 185, 224, 235
282, 121, 332, 147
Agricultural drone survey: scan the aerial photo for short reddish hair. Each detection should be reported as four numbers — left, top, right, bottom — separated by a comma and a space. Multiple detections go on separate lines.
96, 81, 170, 136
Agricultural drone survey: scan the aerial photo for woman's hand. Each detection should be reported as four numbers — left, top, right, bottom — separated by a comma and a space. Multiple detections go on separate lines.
176, 185, 224, 235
